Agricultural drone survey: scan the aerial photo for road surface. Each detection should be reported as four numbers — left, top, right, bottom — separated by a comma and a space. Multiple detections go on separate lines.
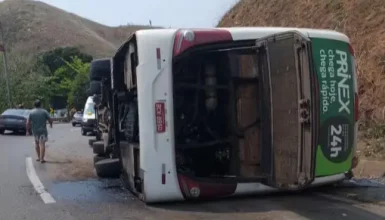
0, 123, 385, 220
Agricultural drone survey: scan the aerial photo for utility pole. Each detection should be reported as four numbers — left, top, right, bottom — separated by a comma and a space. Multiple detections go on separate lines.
0, 21, 11, 108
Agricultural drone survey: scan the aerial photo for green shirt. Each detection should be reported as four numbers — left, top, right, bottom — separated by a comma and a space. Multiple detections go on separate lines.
29, 108, 50, 135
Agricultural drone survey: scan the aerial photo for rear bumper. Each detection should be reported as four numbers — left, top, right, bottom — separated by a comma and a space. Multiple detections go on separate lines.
0, 123, 27, 131
82, 119, 96, 131
72, 119, 82, 124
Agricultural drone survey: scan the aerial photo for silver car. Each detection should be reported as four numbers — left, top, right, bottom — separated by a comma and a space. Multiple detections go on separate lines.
72, 111, 83, 127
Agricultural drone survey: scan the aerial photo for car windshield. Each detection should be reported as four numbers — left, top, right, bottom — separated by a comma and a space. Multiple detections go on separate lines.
74, 112, 83, 117
1, 109, 30, 117
84, 103, 95, 115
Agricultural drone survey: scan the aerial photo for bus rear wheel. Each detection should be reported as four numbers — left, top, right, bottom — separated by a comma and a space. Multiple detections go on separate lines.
93, 155, 108, 164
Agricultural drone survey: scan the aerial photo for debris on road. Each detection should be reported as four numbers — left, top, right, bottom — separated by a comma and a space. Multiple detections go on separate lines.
341, 178, 385, 188
44, 152, 96, 182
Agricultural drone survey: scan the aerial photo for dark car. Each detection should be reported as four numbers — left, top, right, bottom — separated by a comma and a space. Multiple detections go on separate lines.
72, 111, 83, 127
0, 109, 31, 135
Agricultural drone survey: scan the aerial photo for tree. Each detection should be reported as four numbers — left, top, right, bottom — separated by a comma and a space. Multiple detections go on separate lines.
37, 47, 93, 75
0, 54, 49, 111
0, 49, 92, 113
37, 47, 93, 109
53, 56, 90, 110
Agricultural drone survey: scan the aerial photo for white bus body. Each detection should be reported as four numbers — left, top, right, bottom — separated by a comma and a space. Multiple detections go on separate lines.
104, 27, 358, 203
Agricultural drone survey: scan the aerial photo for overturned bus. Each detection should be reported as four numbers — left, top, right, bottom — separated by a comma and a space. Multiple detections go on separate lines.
88, 27, 359, 203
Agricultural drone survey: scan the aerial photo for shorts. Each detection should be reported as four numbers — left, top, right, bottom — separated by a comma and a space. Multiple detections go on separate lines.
34, 133, 48, 144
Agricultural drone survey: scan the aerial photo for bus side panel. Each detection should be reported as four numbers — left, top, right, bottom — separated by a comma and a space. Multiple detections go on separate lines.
135, 30, 184, 203
310, 37, 355, 177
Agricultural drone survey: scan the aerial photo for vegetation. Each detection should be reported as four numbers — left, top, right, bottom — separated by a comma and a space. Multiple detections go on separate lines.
0, 0, 155, 58
218, 0, 385, 126
0, 47, 92, 113
0, 0, 158, 113
58, 56, 91, 110
218, 0, 385, 159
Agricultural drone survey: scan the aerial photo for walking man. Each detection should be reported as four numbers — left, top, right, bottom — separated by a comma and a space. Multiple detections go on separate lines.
26, 100, 53, 163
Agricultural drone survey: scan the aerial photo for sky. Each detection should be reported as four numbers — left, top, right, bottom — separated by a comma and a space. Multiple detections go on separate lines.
36, 0, 240, 28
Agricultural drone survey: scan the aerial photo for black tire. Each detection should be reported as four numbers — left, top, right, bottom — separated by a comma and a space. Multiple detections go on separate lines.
93, 141, 105, 155
0, 129, 4, 135
93, 155, 108, 164
90, 80, 102, 95
81, 128, 87, 136
72, 123, 76, 127
124, 102, 139, 142
94, 158, 120, 178
101, 83, 111, 106
95, 131, 102, 141
90, 58, 111, 81
88, 138, 96, 146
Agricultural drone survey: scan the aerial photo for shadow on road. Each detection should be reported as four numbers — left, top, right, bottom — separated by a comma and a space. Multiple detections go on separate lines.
322, 180, 385, 204
1, 131, 26, 136
44, 160, 72, 164
152, 187, 385, 219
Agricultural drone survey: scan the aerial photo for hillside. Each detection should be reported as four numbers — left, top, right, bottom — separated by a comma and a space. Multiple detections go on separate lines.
0, 0, 154, 58
218, 0, 385, 125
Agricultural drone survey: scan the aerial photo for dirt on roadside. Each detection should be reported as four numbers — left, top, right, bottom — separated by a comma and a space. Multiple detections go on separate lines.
353, 158, 385, 178
54, 157, 96, 181
44, 148, 96, 182
355, 134, 385, 178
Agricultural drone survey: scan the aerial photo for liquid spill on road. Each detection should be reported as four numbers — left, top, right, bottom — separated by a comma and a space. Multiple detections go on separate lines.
343, 178, 385, 187
49, 178, 136, 204
319, 178, 385, 204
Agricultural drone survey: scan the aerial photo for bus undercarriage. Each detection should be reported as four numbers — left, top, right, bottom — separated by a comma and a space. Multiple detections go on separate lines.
172, 42, 265, 182
92, 34, 314, 200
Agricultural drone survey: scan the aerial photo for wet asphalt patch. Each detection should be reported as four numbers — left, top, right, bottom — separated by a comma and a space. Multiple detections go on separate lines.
49, 178, 136, 204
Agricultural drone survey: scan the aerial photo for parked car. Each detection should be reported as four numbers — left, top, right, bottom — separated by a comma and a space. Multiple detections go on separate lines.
0, 108, 31, 135
72, 111, 83, 127
81, 96, 96, 136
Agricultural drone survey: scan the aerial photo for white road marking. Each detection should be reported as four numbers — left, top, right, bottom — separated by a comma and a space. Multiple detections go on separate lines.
25, 157, 56, 204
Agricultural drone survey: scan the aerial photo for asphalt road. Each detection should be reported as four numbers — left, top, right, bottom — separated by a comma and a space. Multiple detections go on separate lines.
0, 124, 385, 220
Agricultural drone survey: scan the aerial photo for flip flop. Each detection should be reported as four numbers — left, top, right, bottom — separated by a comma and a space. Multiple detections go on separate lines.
41, 160, 46, 164
36, 158, 40, 162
